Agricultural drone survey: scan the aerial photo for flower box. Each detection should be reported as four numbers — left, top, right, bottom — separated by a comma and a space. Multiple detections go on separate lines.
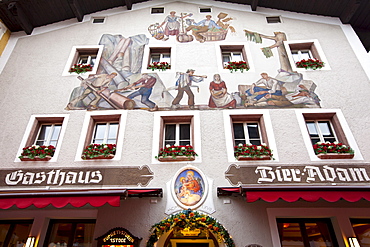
236, 155, 272, 161
156, 145, 198, 161
295, 58, 324, 70
157, 156, 196, 162
234, 143, 273, 160
83, 154, 115, 160
81, 143, 116, 160
224, 61, 249, 73
147, 62, 171, 71
20, 155, 52, 161
317, 153, 354, 159
69, 64, 93, 74
19, 145, 55, 161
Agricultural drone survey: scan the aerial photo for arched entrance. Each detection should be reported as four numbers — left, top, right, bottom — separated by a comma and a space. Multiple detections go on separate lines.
146, 210, 235, 247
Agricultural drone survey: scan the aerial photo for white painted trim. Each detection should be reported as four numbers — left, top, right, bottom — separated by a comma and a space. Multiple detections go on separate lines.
152, 110, 202, 164
284, 39, 331, 72
62, 45, 104, 76
223, 109, 279, 162
75, 110, 127, 161
15, 114, 70, 162
215, 42, 255, 73
295, 109, 363, 161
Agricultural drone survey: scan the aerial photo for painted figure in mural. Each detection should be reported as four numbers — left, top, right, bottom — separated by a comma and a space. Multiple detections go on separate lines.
158, 11, 193, 41
171, 69, 207, 109
106, 37, 132, 71
186, 15, 222, 42
67, 73, 117, 110
115, 73, 158, 111
245, 72, 291, 107
285, 83, 320, 106
208, 74, 236, 108
177, 171, 202, 206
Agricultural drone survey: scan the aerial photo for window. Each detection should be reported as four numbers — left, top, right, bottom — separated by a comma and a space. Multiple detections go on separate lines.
351, 219, 370, 246
304, 113, 347, 145
63, 45, 103, 76
199, 7, 212, 13
161, 116, 192, 147
149, 47, 171, 65
35, 124, 62, 146
231, 114, 268, 146
284, 40, 330, 70
25, 117, 64, 148
84, 115, 120, 147
266, 16, 281, 23
220, 45, 248, 68
0, 220, 33, 247
151, 7, 164, 14
43, 219, 95, 247
277, 218, 338, 247
92, 17, 105, 24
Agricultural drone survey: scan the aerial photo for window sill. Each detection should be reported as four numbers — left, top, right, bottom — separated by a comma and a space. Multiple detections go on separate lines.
20, 156, 53, 161
157, 156, 195, 162
82, 154, 115, 160
236, 155, 272, 161
316, 153, 354, 159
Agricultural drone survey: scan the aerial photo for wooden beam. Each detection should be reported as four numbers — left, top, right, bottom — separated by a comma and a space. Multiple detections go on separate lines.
251, 0, 259, 11
7, 1, 33, 34
340, 0, 362, 24
124, 0, 132, 10
68, 0, 84, 22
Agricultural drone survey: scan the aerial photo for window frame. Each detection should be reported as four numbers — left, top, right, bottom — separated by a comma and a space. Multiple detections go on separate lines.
17, 115, 68, 162
0, 220, 34, 247
62, 45, 104, 76
76, 111, 126, 161
284, 39, 330, 71
152, 112, 201, 163
231, 114, 268, 146
148, 47, 171, 68
216, 43, 254, 72
160, 116, 193, 148
220, 45, 249, 69
223, 110, 277, 162
296, 109, 362, 160
143, 45, 174, 73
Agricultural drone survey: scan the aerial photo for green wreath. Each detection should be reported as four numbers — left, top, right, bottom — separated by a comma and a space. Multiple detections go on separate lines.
147, 209, 235, 247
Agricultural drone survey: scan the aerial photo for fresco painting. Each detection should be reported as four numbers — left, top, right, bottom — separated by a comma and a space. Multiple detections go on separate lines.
149, 12, 235, 43
174, 169, 204, 207
65, 11, 321, 111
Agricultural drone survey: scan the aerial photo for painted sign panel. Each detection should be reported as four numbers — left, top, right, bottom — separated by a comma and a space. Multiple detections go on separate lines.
0, 166, 153, 188
225, 164, 370, 185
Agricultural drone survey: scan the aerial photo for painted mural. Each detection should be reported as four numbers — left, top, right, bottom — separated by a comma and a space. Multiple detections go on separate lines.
148, 11, 235, 43
65, 11, 321, 111
174, 169, 204, 207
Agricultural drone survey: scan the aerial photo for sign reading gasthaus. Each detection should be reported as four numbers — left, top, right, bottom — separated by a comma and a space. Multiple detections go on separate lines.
0, 166, 154, 187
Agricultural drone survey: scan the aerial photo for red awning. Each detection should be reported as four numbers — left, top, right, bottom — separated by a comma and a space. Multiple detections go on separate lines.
0, 196, 120, 209
217, 186, 370, 203
0, 188, 162, 209
243, 187, 370, 203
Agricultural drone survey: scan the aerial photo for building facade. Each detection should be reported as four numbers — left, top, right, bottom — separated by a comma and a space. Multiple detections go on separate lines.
1, 1, 370, 247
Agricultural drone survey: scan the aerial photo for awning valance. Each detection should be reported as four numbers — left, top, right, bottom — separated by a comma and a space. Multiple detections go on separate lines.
0, 188, 162, 209
217, 186, 370, 203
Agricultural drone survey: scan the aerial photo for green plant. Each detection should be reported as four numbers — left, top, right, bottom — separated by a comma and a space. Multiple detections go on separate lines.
19, 145, 55, 159
147, 209, 235, 247
234, 143, 273, 159
313, 141, 354, 155
147, 62, 171, 71
69, 64, 93, 74
81, 143, 116, 159
295, 58, 324, 70
155, 145, 197, 159
224, 61, 249, 73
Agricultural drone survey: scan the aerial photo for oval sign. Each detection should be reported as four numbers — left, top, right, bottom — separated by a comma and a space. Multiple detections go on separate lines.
171, 166, 208, 209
